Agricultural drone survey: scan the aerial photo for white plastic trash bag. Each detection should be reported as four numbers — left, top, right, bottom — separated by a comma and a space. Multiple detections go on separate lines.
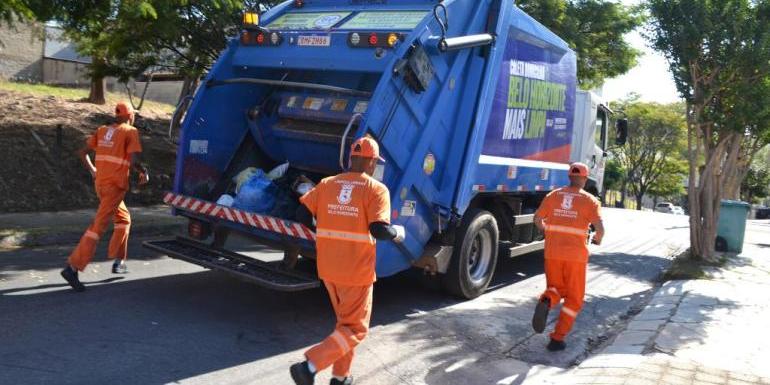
216, 194, 235, 207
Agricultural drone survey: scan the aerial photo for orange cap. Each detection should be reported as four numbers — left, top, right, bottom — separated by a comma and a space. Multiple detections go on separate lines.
115, 102, 134, 118
350, 137, 385, 162
568, 162, 589, 177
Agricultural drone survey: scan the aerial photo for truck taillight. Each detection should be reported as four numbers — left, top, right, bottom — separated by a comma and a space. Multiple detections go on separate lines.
240, 31, 252, 45
348, 32, 403, 48
241, 31, 281, 46
188, 219, 211, 240
294, 0, 304, 8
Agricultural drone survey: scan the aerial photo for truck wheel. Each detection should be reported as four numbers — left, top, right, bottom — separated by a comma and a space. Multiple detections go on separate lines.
443, 209, 499, 299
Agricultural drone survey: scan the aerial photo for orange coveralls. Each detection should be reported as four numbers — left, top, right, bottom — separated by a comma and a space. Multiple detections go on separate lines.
68, 123, 142, 271
299, 172, 391, 378
535, 187, 601, 341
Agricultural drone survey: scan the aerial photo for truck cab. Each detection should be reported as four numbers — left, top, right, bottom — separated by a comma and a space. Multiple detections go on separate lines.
571, 90, 613, 196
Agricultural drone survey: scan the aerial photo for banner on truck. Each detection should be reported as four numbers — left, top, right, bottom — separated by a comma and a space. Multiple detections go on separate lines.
481, 30, 577, 167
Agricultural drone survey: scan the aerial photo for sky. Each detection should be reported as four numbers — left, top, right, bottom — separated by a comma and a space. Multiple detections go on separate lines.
601, 2, 682, 104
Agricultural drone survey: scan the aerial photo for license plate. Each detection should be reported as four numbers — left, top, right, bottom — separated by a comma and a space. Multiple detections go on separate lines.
297, 35, 330, 47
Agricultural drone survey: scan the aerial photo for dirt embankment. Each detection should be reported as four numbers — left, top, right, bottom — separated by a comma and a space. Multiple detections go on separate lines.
0, 90, 177, 213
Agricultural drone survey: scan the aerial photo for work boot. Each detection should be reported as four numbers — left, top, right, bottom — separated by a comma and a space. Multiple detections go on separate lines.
330, 377, 353, 385
60, 266, 85, 292
112, 260, 128, 274
290, 361, 315, 385
532, 297, 550, 333
547, 338, 566, 352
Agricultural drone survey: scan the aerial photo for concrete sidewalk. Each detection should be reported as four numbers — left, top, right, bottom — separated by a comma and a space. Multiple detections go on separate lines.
524, 221, 770, 385
0, 205, 184, 249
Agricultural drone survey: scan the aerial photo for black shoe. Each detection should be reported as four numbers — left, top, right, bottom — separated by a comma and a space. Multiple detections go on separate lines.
532, 297, 550, 333
290, 361, 315, 385
547, 338, 566, 351
60, 266, 85, 292
112, 261, 128, 274
330, 377, 353, 385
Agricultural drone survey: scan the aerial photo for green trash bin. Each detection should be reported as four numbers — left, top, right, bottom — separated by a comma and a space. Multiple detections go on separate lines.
716, 200, 751, 253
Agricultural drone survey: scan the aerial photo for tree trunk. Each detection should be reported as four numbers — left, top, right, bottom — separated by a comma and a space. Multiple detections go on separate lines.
620, 181, 628, 208
88, 75, 107, 105
636, 193, 643, 211
170, 76, 200, 139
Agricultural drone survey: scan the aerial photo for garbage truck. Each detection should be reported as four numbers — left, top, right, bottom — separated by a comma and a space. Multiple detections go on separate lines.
144, 0, 627, 299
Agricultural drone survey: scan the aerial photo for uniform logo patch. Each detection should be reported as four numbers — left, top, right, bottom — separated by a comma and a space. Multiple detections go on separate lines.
104, 127, 116, 142
561, 195, 574, 211
337, 184, 355, 205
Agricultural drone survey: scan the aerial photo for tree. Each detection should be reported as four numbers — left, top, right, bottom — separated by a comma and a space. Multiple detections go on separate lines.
647, 0, 770, 261
741, 162, 770, 204
601, 157, 625, 206
613, 98, 687, 211
28, 1, 160, 104
518, 0, 644, 89
647, 159, 687, 203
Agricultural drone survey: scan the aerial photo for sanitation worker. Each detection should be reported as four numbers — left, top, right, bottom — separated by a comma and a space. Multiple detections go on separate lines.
60, 102, 149, 292
290, 137, 405, 385
531, 162, 604, 351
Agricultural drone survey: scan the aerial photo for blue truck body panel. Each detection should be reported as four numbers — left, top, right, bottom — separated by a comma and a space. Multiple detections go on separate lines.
171, 0, 577, 279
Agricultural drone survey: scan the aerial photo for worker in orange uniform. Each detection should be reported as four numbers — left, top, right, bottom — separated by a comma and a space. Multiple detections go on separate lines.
60, 102, 149, 292
290, 137, 405, 385
531, 162, 604, 351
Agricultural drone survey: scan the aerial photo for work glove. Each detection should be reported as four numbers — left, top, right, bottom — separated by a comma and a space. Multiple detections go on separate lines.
392, 225, 406, 243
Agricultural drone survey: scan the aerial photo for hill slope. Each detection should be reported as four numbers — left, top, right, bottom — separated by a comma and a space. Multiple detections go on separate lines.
0, 87, 177, 213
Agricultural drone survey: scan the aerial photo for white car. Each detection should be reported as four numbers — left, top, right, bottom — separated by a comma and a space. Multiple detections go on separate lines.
655, 202, 674, 214
671, 206, 685, 215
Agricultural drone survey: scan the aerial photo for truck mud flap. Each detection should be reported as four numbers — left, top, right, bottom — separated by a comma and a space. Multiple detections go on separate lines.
143, 237, 320, 292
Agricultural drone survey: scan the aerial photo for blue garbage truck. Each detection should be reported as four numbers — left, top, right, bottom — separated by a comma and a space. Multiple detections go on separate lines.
144, 0, 626, 299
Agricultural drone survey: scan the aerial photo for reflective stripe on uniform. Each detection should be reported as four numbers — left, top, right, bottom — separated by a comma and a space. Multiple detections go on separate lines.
84, 230, 100, 240
316, 228, 374, 243
561, 306, 579, 318
545, 224, 588, 237
548, 287, 560, 297
114, 224, 130, 230
95, 155, 130, 167
330, 329, 351, 353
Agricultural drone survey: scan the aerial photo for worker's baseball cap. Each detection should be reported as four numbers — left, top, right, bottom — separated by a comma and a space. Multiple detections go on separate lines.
350, 137, 385, 162
115, 101, 134, 118
568, 162, 590, 177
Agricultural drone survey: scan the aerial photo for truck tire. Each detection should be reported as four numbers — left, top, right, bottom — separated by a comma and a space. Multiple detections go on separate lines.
443, 209, 499, 299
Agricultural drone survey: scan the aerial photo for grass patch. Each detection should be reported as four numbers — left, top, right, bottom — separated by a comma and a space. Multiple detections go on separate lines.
0, 80, 174, 114
662, 249, 728, 281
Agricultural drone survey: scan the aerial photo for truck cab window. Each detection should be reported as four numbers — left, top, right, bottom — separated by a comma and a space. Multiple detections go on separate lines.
595, 109, 608, 150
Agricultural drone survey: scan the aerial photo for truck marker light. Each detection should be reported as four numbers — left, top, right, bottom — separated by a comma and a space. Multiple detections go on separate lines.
294, 0, 304, 8
242, 11, 259, 28
368, 33, 379, 46
387, 33, 399, 47
256, 32, 265, 45
350, 33, 361, 46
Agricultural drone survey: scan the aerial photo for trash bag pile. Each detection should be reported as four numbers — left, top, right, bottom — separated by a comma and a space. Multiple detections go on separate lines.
218, 162, 313, 220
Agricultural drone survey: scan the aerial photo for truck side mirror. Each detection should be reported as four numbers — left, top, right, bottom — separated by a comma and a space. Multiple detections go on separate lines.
615, 119, 628, 146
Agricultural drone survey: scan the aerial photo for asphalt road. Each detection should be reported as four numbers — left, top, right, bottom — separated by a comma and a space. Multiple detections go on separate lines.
0, 208, 690, 385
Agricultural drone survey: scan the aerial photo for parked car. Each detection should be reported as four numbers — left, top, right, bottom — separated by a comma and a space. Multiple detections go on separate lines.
655, 202, 675, 214
756, 207, 770, 220
671, 206, 685, 215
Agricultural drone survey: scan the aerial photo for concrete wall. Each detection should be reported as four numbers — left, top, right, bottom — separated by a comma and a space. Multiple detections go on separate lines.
0, 22, 44, 82
42, 58, 90, 86
129, 80, 184, 105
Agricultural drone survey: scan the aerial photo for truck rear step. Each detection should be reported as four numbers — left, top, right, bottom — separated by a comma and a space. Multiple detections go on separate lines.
144, 238, 320, 291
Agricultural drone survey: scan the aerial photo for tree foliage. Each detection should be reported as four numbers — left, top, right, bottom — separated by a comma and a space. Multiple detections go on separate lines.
647, 0, 770, 260
613, 97, 688, 210
518, 0, 644, 89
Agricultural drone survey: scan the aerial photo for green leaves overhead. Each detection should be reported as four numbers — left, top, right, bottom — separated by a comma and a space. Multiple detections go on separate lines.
518, 0, 644, 89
